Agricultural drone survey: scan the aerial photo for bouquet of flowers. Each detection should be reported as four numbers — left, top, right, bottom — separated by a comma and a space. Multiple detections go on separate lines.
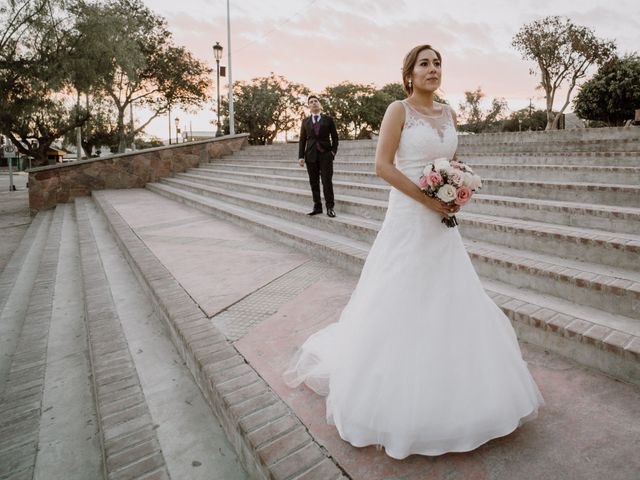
418, 158, 482, 228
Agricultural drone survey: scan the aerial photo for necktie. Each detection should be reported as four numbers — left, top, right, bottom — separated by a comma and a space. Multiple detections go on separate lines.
313, 115, 319, 124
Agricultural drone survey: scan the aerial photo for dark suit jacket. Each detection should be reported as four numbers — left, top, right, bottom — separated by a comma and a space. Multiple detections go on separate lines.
298, 114, 339, 163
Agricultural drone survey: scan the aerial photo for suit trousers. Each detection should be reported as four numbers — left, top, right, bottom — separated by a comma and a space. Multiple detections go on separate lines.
305, 154, 334, 210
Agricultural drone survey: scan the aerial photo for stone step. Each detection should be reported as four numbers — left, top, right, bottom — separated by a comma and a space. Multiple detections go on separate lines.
168, 174, 640, 272
30, 204, 102, 479
144, 183, 640, 384
91, 190, 344, 480
232, 151, 640, 167
466, 194, 640, 235
175, 171, 387, 220
149, 181, 640, 319
76, 197, 248, 480
204, 162, 386, 185
0, 211, 53, 395
207, 161, 640, 186
467, 164, 640, 185
216, 158, 377, 172
459, 152, 640, 166
180, 171, 640, 234
0, 206, 66, 479
163, 176, 381, 244
197, 164, 640, 207
457, 139, 640, 153
75, 198, 172, 480
481, 178, 639, 207
194, 167, 390, 201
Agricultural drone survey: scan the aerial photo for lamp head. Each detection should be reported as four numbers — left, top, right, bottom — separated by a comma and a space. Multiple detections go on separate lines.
213, 42, 223, 61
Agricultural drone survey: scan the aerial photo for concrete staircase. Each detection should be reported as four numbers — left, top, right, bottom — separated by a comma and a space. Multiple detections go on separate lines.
0, 201, 248, 479
146, 132, 640, 385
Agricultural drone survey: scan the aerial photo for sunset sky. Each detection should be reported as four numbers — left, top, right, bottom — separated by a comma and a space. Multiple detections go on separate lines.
140, 0, 639, 140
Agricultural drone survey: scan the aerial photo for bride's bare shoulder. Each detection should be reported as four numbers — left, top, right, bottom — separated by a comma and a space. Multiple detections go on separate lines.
384, 100, 406, 122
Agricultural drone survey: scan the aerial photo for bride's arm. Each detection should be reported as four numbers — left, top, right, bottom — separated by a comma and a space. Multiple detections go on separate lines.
450, 108, 460, 162
374, 101, 459, 217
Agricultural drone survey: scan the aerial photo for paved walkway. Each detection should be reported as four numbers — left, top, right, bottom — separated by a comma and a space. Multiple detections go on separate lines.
0, 173, 30, 273
104, 188, 640, 480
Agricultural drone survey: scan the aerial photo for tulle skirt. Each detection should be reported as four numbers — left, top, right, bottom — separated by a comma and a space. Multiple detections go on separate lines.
283, 188, 544, 459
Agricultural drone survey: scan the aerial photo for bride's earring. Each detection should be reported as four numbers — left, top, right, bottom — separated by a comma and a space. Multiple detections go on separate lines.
408, 79, 412, 89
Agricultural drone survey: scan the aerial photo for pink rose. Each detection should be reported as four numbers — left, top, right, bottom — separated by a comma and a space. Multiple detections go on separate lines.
450, 160, 464, 169
449, 171, 463, 187
455, 186, 472, 206
418, 175, 428, 189
426, 171, 443, 187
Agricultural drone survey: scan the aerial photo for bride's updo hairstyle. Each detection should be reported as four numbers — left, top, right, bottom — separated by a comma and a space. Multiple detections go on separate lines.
402, 44, 442, 95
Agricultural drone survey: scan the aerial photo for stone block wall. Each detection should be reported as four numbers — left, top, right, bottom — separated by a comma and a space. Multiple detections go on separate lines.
28, 134, 249, 212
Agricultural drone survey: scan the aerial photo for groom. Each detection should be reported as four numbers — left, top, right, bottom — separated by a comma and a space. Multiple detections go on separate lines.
298, 95, 339, 217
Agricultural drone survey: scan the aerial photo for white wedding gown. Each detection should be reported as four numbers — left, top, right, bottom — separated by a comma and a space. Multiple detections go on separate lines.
284, 100, 544, 459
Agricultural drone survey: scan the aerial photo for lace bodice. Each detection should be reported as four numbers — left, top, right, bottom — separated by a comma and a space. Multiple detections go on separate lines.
395, 100, 458, 182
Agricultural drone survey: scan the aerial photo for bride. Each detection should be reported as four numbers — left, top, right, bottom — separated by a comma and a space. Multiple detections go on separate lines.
283, 44, 544, 459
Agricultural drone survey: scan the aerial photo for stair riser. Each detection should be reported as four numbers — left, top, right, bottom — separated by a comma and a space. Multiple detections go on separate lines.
471, 167, 640, 185
147, 184, 366, 275
471, 257, 639, 319
463, 156, 640, 167
191, 169, 390, 201
234, 153, 640, 167
178, 173, 639, 236
459, 222, 638, 271
210, 160, 377, 172
234, 150, 377, 158
483, 182, 639, 207
207, 163, 640, 187
196, 168, 639, 207
511, 321, 640, 385
458, 142, 640, 154
174, 174, 388, 221
203, 165, 386, 185
149, 183, 639, 319
161, 179, 380, 244
465, 200, 639, 235
172, 175, 638, 271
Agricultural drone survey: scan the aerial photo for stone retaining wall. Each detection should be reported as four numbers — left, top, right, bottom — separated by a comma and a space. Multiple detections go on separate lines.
27, 134, 249, 212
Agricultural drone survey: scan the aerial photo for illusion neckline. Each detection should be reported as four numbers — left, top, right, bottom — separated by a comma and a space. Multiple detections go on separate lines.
403, 99, 446, 119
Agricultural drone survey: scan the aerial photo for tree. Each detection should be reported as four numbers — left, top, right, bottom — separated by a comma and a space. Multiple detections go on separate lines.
321, 82, 373, 139
501, 108, 548, 132
0, 0, 90, 165
223, 73, 308, 145
573, 54, 640, 126
512, 16, 616, 130
74, 0, 211, 152
458, 88, 508, 133
63, 97, 119, 156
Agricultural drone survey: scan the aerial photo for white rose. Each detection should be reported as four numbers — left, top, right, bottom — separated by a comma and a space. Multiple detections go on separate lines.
436, 184, 457, 203
449, 171, 463, 187
433, 158, 450, 172
461, 172, 473, 187
422, 164, 433, 176
470, 174, 483, 190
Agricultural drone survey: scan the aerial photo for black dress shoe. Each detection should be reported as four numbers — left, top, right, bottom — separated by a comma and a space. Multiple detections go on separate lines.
327, 209, 336, 218
307, 210, 323, 216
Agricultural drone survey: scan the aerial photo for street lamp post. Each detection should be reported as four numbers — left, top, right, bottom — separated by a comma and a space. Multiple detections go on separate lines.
226, 0, 235, 135
174, 117, 180, 144
213, 42, 223, 137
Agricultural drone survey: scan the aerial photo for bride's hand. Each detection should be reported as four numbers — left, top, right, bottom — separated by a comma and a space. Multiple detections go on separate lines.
424, 197, 460, 217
